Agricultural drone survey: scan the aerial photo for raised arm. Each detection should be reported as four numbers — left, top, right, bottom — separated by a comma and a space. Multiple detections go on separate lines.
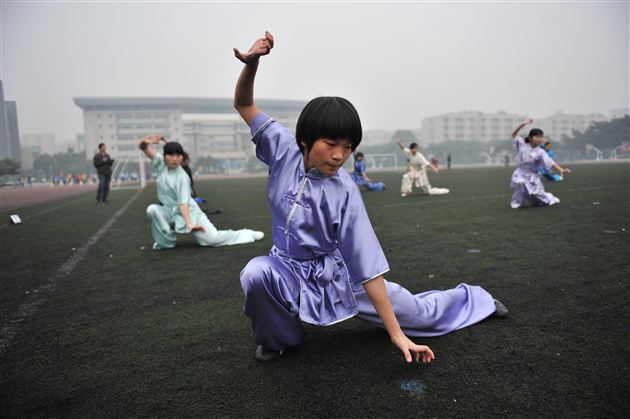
139, 135, 166, 160
512, 117, 533, 139
363, 277, 435, 364
233, 31, 274, 127
395, 138, 406, 151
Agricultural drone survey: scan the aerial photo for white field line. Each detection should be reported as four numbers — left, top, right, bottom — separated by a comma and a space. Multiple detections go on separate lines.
0, 191, 142, 354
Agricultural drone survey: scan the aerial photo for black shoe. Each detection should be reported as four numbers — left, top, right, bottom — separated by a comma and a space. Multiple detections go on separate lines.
493, 299, 509, 318
254, 345, 283, 362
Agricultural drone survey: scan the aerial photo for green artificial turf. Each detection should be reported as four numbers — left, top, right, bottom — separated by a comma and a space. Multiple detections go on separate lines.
1, 163, 629, 418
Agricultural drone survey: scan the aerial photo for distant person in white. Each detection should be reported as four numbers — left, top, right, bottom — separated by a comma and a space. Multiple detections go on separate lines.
395, 139, 449, 197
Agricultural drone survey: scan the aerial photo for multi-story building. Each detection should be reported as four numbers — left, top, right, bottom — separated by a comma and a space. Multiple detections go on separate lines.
1, 81, 21, 161
362, 129, 394, 146
73, 97, 306, 168
20, 147, 34, 170
421, 110, 610, 144
183, 116, 249, 169
20, 133, 56, 156
76, 134, 85, 154
421, 111, 526, 144
535, 111, 608, 142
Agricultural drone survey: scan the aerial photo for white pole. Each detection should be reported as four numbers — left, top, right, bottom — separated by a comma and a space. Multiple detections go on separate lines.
139, 153, 146, 189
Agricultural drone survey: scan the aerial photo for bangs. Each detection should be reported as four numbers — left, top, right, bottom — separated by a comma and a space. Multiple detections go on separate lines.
296, 97, 362, 152
163, 141, 184, 155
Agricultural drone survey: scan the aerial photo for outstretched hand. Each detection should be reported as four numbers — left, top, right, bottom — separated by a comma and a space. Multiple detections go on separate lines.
234, 31, 274, 64
524, 117, 534, 125
391, 334, 435, 364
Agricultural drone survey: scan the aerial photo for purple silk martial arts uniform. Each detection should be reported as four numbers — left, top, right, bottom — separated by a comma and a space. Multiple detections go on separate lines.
240, 112, 496, 351
510, 136, 559, 208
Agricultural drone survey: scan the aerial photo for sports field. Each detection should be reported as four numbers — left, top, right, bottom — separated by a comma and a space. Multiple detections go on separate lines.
1, 163, 628, 418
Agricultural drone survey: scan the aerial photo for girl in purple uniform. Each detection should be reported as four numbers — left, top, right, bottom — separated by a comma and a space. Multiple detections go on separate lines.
510, 118, 571, 209
233, 32, 507, 363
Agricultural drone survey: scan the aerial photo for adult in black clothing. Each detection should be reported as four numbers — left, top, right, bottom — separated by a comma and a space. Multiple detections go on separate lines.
93, 143, 114, 202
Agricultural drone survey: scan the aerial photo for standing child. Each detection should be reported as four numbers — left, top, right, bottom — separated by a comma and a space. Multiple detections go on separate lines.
351, 152, 386, 191
139, 135, 264, 249
395, 139, 449, 197
234, 32, 507, 363
510, 118, 570, 208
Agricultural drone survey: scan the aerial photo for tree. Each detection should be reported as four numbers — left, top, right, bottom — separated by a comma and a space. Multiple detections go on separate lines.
33, 152, 93, 176
33, 154, 57, 176
0, 158, 21, 175
561, 116, 630, 154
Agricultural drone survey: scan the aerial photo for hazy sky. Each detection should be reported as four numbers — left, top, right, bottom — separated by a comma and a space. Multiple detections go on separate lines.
1, 1, 628, 141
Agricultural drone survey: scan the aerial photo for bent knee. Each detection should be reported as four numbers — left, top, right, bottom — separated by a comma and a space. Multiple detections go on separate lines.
146, 204, 161, 217
240, 257, 275, 293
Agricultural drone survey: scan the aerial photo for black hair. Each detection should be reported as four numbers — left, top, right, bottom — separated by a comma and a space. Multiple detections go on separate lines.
295, 96, 362, 153
525, 128, 544, 143
354, 152, 364, 159
98, 143, 105, 149
180, 152, 198, 198
409, 142, 418, 149
163, 141, 185, 155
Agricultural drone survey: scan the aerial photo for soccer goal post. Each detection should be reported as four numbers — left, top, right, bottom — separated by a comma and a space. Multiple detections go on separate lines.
364, 153, 399, 170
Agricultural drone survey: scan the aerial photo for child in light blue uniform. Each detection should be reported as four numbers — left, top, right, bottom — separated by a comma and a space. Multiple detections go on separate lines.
139, 136, 264, 249
234, 32, 506, 363
538, 142, 563, 182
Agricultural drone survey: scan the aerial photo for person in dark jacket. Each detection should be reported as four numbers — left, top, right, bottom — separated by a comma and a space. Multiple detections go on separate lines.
93, 143, 114, 202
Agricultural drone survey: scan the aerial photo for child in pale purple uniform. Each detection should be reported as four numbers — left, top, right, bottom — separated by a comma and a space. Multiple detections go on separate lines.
510, 118, 571, 209
233, 32, 507, 363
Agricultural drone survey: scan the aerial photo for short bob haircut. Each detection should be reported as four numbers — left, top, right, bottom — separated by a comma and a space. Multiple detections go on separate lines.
295, 96, 362, 153
163, 141, 185, 155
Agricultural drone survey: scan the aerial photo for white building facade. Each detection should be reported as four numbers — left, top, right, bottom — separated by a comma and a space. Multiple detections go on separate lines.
73, 97, 305, 166
421, 110, 610, 144
421, 111, 526, 144
535, 111, 608, 142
